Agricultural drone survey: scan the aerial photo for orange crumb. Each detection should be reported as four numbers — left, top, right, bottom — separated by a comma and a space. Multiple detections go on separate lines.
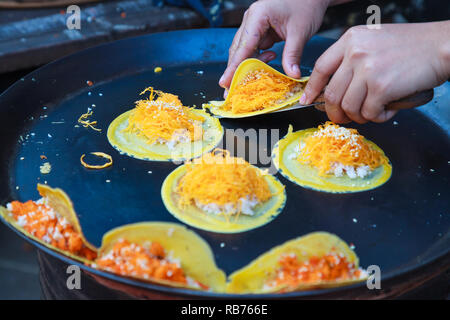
224, 69, 302, 114
267, 252, 362, 290
96, 240, 189, 285
8, 200, 96, 260
297, 122, 389, 176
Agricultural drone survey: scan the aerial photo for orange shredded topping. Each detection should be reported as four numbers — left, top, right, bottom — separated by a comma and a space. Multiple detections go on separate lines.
297, 122, 389, 176
7, 200, 97, 260
80, 152, 113, 170
267, 252, 362, 290
95, 239, 190, 285
78, 110, 101, 132
224, 69, 302, 114
124, 87, 204, 145
176, 149, 273, 215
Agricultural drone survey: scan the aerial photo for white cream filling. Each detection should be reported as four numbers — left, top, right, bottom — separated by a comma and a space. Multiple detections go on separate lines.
153, 120, 203, 150
330, 163, 372, 179
294, 144, 372, 179
195, 195, 260, 216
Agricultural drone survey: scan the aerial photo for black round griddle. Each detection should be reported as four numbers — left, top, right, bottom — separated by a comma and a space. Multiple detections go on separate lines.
0, 29, 449, 299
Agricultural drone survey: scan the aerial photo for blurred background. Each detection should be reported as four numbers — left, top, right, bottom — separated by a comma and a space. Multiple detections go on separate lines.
0, 0, 449, 299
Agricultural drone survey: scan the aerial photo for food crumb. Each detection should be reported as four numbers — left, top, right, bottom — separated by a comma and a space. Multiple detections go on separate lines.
40, 162, 52, 174
148, 171, 152, 174
106, 179, 111, 183
154, 67, 162, 73
15, 186, 19, 190
352, 218, 358, 223
86, 80, 93, 86
220, 242, 225, 248
20, 157, 25, 160
393, 121, 399, 126
40, 155, 47, 160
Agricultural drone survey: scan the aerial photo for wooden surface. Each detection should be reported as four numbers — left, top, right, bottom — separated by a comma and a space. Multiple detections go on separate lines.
0, 0, 252, 73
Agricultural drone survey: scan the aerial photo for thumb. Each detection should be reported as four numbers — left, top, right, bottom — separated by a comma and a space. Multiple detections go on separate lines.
282, 30, 307, 79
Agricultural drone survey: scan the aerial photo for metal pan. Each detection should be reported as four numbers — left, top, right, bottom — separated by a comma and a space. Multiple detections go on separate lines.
0, 28, 448, 299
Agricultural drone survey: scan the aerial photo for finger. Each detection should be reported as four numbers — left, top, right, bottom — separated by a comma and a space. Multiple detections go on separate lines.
220, 25, 245, 88
282, 26, 307, 79
360, 95, 387, 123
302, 40, 345, 105
325, 104, 351, 124
360, 78, 398, 123
223, 88, 229, 99
323, 63, 353, 123
340, 75, 368, 124
228, 26, 244, 66
257, 50, 277, 63
371, 109, 398, 123
221, 12, 270, 90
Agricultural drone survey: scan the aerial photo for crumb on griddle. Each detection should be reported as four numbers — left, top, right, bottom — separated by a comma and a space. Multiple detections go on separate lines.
40, 162, 52, 174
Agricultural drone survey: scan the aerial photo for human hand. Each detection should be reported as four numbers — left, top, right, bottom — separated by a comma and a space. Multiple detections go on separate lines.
302, 22, 450, 123
219, 0, 332, 97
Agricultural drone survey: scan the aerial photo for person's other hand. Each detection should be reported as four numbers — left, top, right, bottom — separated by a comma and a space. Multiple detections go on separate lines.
219, 0, 332, 98
302, 22, 450, 123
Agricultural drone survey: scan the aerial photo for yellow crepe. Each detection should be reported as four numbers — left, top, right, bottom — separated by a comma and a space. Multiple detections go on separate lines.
161, 164, 286, 234
107, 108, 223, 161
272, 125, 392, 193
227, 232, 367, 294
0, 184, 97, 263
94, 222, 226, 292
204, 58, 308, 118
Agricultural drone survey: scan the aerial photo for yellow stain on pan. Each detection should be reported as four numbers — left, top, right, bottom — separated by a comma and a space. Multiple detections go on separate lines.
272, 125, 392, 193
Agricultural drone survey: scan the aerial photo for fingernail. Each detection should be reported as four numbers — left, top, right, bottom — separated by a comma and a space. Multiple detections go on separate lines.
299, 93, 306, 104
291, 64, 300, 75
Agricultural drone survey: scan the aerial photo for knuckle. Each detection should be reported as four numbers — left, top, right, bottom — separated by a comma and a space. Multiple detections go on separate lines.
348, 46, 367, 60
314, 58, 328, 76
361, 61, 376, 74
345, 26, 365, 38
324, 88, 339, 106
